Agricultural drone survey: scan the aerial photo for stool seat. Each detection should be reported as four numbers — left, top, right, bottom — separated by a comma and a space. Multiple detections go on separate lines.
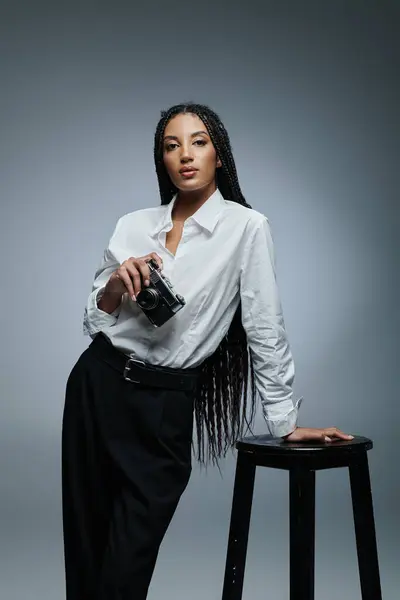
237, 433, 371, 453
222, 433, 381, 600
235, 435, 372, 471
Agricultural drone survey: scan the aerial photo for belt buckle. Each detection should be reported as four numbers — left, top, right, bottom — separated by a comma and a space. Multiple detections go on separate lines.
123, 357, 146, 383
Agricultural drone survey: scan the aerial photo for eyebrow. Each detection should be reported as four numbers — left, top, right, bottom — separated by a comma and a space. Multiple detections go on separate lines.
163, 130, 209, 141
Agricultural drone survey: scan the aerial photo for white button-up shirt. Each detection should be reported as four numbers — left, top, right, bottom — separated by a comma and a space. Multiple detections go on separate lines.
83, 188, 303, 437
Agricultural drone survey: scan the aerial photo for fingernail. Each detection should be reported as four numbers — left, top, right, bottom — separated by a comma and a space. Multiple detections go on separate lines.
348, 435, 354, 439
324, 436, 332, 442
131, 294, 136, 301
145, 280, 150, 286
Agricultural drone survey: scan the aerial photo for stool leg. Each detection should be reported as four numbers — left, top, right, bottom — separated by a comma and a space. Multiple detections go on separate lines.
222, 451, 256, 600
289, 468, 315, 600
349, 451, 382, 600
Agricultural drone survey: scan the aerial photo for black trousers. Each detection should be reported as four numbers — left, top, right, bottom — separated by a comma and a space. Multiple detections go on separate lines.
62, 335, 196, 600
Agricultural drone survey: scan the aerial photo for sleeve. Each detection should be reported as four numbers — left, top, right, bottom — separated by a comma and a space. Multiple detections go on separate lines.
83, 218, 123, 337
239, 216, 303, 437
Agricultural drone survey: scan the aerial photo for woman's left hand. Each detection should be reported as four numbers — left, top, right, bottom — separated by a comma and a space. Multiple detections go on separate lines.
283, 426, 354, 443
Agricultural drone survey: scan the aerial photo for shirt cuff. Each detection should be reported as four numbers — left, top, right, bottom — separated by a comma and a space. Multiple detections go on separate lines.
83, 287, 121, 336
263, 396, 304, 438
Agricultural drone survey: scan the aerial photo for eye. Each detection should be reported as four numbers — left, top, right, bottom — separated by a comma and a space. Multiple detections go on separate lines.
165, 143, 178, 151
194, 139, 207, 146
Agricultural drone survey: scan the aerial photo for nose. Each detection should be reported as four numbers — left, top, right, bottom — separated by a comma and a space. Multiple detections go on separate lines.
179, 143, 194, 163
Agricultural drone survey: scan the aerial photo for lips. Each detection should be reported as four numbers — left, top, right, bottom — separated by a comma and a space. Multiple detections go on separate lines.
179, 167, 198, 174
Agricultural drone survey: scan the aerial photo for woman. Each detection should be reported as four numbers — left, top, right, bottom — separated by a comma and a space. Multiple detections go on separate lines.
62, 102, 353, 600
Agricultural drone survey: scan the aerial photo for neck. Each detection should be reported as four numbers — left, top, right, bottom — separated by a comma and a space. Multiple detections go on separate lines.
172, 181, 217, 221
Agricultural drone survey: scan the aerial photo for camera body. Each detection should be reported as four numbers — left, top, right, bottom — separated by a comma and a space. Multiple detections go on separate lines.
135, 258, 186, 327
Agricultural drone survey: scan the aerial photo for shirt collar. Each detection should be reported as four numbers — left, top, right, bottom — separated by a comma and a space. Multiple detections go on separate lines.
150, 187, 226, 238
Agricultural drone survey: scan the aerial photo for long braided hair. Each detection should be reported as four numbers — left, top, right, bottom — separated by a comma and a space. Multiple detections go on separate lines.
153, 102, 257, 466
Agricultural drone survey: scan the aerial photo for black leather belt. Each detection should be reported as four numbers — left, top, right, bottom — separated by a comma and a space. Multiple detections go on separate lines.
90, 333, 202, 392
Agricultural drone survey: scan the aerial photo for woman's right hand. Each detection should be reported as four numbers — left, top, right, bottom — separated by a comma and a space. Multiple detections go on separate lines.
105, 253, 164, 301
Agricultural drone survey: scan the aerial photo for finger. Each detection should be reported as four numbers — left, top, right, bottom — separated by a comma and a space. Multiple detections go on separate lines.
333, 431, 354, 440
325, 428, 354, 440
298, 430, 332, 443
135, 258, 151, 287
124, 264, 142, 298
118, 266, 136, 300
149, 252, 163, 270
131, 269, 142, 297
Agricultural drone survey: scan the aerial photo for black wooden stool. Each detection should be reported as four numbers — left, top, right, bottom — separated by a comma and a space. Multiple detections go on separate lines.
222, 435, 382, 600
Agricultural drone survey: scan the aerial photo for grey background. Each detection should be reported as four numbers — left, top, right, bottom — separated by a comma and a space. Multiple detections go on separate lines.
1, 0, 399, 598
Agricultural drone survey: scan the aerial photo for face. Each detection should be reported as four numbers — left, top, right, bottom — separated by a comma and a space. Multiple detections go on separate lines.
162, 113, 222, 194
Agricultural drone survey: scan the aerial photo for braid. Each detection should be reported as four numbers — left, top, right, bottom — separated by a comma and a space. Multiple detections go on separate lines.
153, 102, 257, 466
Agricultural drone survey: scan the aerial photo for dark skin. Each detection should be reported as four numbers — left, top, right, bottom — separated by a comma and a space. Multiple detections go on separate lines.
161, 113, 354, 444
163, 113, 222, 220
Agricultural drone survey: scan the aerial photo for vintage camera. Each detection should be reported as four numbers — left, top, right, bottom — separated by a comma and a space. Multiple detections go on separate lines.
135, 258, 186, 327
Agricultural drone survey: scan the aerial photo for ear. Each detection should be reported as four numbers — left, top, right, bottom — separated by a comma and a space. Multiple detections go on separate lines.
216, 156, 222, 168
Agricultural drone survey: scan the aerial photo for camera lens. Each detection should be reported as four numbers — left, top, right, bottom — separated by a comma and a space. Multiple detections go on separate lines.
136, 288, 159, 310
